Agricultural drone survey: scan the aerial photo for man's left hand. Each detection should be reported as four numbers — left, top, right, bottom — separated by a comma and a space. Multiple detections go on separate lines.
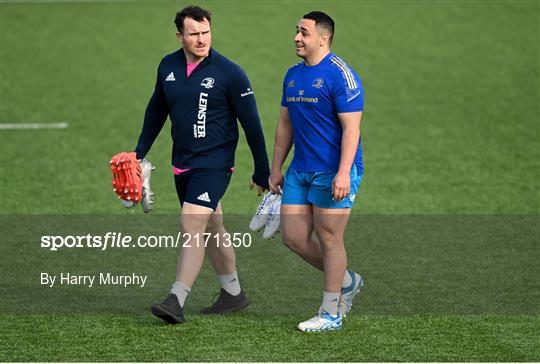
249, 178, 268, 196
332, 172, 350, 201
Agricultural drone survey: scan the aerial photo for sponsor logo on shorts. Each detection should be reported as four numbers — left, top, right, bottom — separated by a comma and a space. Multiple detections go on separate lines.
197, 192, 211, 203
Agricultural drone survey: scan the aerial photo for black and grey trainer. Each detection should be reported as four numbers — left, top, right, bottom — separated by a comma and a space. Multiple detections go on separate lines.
200, 289, 250, 314
151, 294, 185, 324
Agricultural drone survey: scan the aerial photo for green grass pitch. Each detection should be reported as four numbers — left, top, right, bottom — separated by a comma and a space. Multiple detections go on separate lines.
1, 0, 539, 361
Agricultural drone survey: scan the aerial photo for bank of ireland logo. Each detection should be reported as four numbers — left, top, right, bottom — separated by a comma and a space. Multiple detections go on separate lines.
312, 78, 324, 89
201, 77, 215, 89
298, 89, 304, 96
349, 193, 356, 202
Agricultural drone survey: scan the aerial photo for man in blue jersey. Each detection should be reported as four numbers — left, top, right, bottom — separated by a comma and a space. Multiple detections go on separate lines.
269, 11, 364, 332
136, 5, 270, 324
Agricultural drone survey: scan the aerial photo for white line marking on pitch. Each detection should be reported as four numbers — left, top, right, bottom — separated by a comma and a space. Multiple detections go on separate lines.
0, 0, 142, 3
0, 122, 68, 130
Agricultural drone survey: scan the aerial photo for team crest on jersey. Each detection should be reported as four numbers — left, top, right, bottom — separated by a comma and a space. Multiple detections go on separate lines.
200, 77, 215, 89
287, 80, 295, 88
312, 78, 324, 89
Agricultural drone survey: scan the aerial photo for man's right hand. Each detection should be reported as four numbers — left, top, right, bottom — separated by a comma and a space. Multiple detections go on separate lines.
268, 171, 284, 194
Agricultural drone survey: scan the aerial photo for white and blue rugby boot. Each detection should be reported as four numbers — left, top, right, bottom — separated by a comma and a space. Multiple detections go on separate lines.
262, 193, 281, 239
249, 192, 279, 231
298, 311, 342, 332
140, 159, 155, 213
338, 270, 364, 317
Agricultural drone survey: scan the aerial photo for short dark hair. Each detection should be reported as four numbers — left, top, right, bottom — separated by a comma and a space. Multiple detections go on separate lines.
303, 11, 335, 44
174, 5, 211, 33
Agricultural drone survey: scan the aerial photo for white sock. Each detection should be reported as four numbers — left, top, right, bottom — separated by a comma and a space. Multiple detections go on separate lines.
321, 291, 340, 316
171, 281, 190, 307
342, 270, 352, 289
218, 271, 241, 296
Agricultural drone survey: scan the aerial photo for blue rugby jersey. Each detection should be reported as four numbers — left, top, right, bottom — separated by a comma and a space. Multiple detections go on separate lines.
281, 52, 364, 173
135, 48, 270, 187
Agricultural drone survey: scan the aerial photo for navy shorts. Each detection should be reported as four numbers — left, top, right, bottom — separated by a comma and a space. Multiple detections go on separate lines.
174, 168, 232, 211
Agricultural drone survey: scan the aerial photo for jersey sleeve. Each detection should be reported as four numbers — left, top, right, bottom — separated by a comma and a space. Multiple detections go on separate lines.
134, 63, 169, 160
332, 67, 364, 113
227, 65, 270, 187
280, 72, 288, 107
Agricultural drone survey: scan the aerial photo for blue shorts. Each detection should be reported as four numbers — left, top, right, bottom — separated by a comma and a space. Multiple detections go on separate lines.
282, 165, 362, 209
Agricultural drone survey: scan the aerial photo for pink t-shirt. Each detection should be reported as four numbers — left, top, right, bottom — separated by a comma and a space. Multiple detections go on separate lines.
186, 62, 199, 77
173, 166, 236, 175
173, 166, 191, 175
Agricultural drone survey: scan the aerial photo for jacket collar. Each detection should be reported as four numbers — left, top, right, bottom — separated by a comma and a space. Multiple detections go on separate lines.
178, 48, 215, 68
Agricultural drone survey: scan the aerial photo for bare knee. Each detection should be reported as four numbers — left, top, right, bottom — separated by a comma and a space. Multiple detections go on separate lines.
205, 216, 222, 234
313, 208, 349, 250
282, 234, 307, 252
316, 230, 333, 246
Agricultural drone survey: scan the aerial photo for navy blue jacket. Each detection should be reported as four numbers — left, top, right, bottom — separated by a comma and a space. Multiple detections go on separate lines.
135, 48, 269, 187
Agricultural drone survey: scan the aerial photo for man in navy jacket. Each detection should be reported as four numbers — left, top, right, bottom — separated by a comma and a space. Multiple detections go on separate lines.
136, 5, 269, 324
